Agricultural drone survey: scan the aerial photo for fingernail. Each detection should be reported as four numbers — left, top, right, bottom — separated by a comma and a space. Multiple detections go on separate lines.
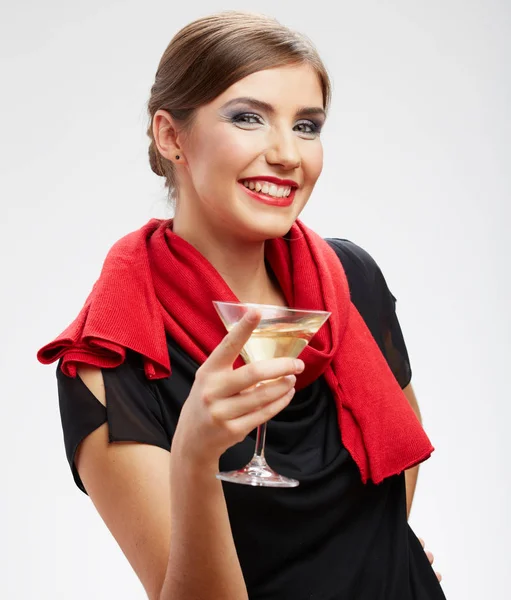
294, 360, 305, 372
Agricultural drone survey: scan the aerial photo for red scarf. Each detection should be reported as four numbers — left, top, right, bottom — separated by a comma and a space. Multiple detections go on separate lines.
37, 218, 434, 484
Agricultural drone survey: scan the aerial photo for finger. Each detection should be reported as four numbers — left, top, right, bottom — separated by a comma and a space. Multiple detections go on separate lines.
218, 357, 303, 398
210, 375, 296, 421
418, 537, 425, 549
206, 308, 262, 369
228, 387, 296, 433
436, 572, 442, 582
425, 550, 434, 565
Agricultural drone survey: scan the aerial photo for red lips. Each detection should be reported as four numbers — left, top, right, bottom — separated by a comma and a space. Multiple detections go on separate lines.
238, 181, 296, 207
240, 176, 299, 188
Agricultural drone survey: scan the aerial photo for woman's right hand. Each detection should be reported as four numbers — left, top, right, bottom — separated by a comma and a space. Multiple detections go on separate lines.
172, 309, 305, 467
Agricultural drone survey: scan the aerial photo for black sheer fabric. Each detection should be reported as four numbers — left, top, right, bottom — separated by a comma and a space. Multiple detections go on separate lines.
55, 238, 445, 599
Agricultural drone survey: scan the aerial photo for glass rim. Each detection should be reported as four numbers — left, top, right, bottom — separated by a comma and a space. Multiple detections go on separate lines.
212, 300, 331, 316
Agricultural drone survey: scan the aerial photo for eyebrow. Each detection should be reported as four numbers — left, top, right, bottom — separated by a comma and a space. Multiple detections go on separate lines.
220, 96, 326, 120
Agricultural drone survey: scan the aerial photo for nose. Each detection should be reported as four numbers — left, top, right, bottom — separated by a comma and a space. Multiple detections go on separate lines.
265, 127, 301, 170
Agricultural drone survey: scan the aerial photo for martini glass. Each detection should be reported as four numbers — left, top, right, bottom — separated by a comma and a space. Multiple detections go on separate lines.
212, 301, 331, 488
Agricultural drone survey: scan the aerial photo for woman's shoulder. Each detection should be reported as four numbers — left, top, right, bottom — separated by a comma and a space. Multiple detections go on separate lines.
56, 348, 172, 495
324, 237, 382, 291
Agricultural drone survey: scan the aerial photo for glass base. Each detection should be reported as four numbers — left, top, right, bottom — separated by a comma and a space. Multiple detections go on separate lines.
216, 455, 299, 488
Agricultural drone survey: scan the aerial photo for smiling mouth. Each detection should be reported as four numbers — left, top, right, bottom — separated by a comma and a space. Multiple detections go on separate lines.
240, 179, 297, 196
238, 181, 296, 207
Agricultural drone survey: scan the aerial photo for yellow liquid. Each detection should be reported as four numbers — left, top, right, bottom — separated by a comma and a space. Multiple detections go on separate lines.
226, 314, 327, 363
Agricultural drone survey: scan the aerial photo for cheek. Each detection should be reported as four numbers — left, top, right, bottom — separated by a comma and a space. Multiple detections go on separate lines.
215, 131, 260, 162
303, 143, 324, 183
196, 130, 257, 181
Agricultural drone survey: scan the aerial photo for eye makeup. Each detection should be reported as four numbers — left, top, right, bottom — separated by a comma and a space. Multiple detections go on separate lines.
220, 96, 326, 120
220, 108, 324, 137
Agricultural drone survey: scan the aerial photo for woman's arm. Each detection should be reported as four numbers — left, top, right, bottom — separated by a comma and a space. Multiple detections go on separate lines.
75, 366, 248, 600
403, 382, 422, 520
159, 445, 247, 599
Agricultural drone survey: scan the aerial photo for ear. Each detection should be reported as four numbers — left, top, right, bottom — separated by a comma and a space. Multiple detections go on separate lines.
152, 110, 186, 164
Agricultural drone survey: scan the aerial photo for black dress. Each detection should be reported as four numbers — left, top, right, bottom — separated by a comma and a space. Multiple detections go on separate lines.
56, 238, 446, 600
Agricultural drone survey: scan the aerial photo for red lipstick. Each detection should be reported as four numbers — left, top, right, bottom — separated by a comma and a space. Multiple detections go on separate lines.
238, 181, 296, 207
240, 176, 299, 188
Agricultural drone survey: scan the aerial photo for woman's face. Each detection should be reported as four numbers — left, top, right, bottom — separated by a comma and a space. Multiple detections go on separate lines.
165, 63, 326, 242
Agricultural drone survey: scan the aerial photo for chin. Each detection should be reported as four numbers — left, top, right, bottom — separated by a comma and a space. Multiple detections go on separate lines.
247, 219, 296, 242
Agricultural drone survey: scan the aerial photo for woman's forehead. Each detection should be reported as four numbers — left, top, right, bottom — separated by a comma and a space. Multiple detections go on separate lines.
209, 65, 325, 112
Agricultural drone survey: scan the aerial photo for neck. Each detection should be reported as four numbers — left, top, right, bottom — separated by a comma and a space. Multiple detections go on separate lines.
171, 215, 287, 307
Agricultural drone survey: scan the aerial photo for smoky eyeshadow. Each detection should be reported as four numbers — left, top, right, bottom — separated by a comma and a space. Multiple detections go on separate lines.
219, 103, 255, 120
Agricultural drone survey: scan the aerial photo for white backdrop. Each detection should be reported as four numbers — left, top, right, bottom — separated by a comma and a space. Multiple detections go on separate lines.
1, 1, 509, 598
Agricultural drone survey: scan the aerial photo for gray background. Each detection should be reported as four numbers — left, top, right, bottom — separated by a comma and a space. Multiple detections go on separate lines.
1, 0, 509, 598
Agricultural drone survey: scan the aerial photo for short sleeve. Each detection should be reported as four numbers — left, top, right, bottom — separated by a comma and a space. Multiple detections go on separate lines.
373, 262, 413, 389
56, 351, 171, 495
325, 238, 412, 389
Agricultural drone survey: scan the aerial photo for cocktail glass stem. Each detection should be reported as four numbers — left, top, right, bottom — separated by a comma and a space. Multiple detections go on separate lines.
253, 422, 267, 460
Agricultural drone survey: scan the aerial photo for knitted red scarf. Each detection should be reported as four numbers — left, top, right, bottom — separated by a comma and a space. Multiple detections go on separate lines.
37, 218, 433, 484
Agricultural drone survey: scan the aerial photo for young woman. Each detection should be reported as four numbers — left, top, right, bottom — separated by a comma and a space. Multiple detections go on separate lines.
38, 10, 445, 600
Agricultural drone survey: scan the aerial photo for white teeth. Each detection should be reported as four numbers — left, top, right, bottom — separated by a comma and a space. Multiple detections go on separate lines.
241, 180, 293, 198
